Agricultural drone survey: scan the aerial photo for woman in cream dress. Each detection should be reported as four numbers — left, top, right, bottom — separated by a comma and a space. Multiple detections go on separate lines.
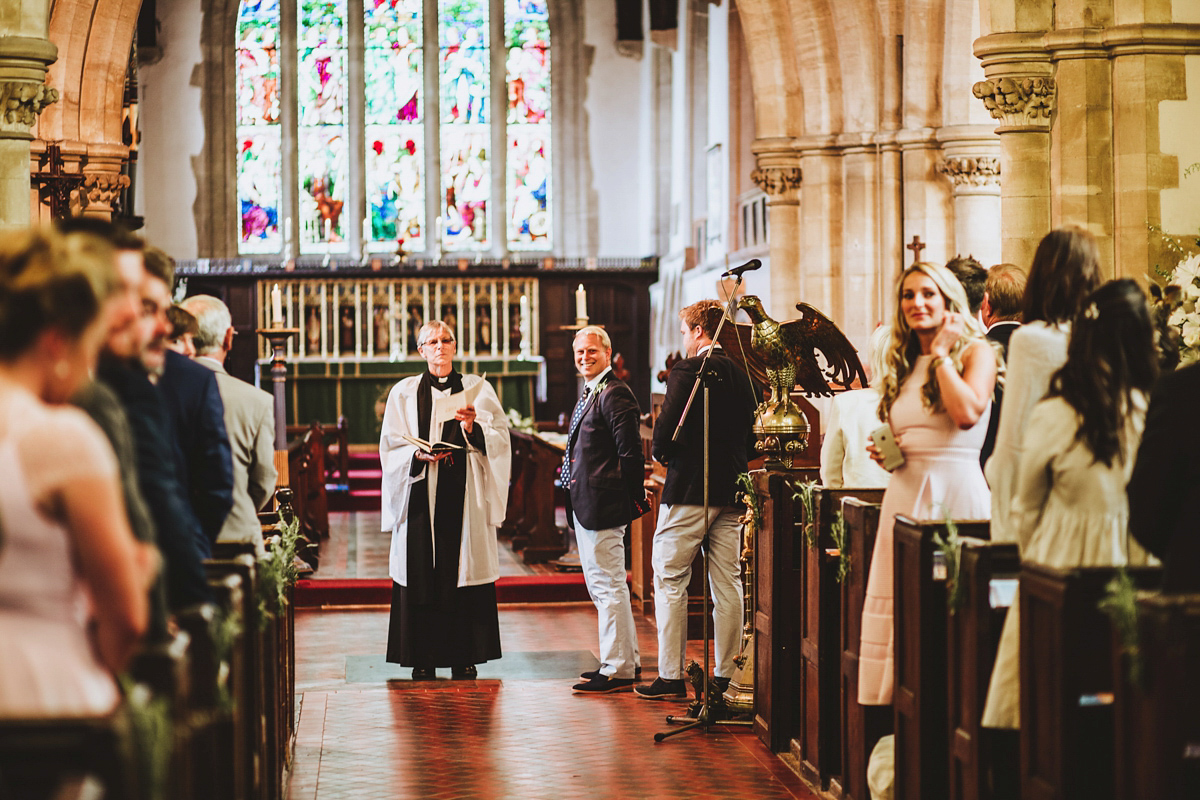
982, 279, 1159, 729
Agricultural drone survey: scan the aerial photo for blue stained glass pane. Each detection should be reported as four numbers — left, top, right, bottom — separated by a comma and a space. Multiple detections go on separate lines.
299, 128, 349, 252
366, 128, 425, 248
299, 0, 347, 48
440, 127, 489, 250
439, 0, 489, 125
237, 0, 282, 254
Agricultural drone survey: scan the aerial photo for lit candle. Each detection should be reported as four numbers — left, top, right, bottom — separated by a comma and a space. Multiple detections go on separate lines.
575, 284, 587, 320
271, 283, 283, 326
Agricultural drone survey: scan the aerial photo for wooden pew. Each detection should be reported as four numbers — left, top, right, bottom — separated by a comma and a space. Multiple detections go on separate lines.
892, 516, 990, 800
1020, 563, 1161, 800
1115, 592, 1200, 800
793, 487, 885, 789
629, 473, 663, 615
947, 538, 1019, 800
752, 466, 820, 752
505, 430, 567, 564
833, 497, 892, 800
0, 716, 133, 800
127, 629, 195, 800
287, 422, 329, 546
285, 415, 349, 488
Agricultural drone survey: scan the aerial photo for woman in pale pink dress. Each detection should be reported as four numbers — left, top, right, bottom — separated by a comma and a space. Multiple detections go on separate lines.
0, 229, 158, 716
858, 262, 999, 705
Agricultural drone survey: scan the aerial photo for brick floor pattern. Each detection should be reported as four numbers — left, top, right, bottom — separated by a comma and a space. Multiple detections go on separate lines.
290, 606, 817, 800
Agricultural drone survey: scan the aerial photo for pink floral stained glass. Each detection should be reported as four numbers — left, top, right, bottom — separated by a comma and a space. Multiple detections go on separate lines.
505, 0, 550, 249
440, 0, 490, 250
365, 0, 424, 249
236, 0, 282, 253
299, 0, 349, 253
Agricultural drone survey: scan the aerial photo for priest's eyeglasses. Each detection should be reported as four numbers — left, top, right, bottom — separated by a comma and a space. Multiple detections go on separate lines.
421, 336, 456, 348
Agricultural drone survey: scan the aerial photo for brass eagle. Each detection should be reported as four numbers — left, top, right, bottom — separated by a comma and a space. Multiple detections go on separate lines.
717, 296, 866, 403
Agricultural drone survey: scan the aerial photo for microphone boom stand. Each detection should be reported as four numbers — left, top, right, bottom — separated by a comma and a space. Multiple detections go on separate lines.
654, 273, 754, 742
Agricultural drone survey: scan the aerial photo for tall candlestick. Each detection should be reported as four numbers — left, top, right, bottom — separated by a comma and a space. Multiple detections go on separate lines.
271, 283, 283, 326
575, 284, 587, 320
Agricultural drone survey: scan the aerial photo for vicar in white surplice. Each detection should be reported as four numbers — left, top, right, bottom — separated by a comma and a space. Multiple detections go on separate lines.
380, 319, 510, 681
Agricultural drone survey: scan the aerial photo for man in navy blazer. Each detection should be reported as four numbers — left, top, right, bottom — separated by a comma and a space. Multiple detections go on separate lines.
636, 300, 757, 700
563, 326, 646, 694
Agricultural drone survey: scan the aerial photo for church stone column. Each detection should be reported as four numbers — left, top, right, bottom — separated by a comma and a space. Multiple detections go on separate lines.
750, 136, 802, 319
0, 36, 58, 229
793, 135, 842, 319
936, 125, 1003, 266
972, 39, 1055, 270
80, 142, 131, 218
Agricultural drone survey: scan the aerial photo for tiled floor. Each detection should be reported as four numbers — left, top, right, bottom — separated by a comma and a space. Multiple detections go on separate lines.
315, 511, 568, 580
290, 603, 817, 799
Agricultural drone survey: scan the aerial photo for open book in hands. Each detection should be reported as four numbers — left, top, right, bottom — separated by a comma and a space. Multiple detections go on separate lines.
401, 434, 464, 455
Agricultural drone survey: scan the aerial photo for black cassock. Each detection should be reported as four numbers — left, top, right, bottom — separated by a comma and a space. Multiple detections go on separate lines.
386, 370, 502, 668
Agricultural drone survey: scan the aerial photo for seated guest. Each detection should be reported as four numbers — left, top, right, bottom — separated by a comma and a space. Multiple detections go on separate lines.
166, 304, 199, 357
986, 226, 1102, 543
181, 295, 278, 555
859, 262, 997, 706
146, 248, 234, 551
380, 321, 511, 680
820, 324, 891, 489
1128, 359, 1200, 593
982, 279, 1158, 731
0, 229, 157, 715
977, 263, 1026, 468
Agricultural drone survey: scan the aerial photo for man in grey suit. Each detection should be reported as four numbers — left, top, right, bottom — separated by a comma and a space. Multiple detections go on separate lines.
181, 295, 278, 554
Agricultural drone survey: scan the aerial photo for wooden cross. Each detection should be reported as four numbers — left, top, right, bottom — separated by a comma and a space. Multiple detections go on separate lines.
906, 235, 925, 265
30, 144, 84, 219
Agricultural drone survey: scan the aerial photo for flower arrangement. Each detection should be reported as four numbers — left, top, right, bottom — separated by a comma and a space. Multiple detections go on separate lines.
1166, 252, 1200, 364
791, 479, 818, 548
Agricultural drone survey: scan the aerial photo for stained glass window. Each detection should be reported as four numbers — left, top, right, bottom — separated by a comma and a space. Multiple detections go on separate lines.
236, 0, 282, 253
365, 0, 424, 250
235, 0, 552, 258
505, 0, 551, 249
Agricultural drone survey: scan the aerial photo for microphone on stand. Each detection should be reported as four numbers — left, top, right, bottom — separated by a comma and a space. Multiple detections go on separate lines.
722, 258, 762, 279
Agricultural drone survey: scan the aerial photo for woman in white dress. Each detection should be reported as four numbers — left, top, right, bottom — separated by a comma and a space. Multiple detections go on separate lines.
820, 324, 891, 489
986, 226, 1103, 542
982, 278, 1159, 731
0, 229, 158, 716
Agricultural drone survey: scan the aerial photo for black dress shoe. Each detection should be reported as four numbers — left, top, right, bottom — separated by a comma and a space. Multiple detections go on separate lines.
580, 666, 642, 681
411, 667, 435, 681
572, 675, 636, 694
633, 677, 687, 699
451, 665, 477, 679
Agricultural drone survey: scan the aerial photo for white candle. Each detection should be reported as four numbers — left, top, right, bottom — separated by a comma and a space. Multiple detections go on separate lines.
520, 294, 529, 352
575, 284, 587, 320
362, 217, 371, 245
435, 215, 443, 245
283, 216, 292, 243
271, 283, 283, 326
324, 217, 332, 243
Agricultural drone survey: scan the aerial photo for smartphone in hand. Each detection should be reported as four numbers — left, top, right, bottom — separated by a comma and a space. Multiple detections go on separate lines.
870, 424, 905, 472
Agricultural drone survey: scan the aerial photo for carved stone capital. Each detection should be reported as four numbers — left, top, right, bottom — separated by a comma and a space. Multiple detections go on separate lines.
0, 81, 58, 137
937, 156, 1001, 189
750, 166, 802, 195
972, 77, 1056, 129
81, 171, 131, 211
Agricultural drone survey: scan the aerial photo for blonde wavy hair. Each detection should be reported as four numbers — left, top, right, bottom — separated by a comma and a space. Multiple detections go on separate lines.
877, 261, 999, 421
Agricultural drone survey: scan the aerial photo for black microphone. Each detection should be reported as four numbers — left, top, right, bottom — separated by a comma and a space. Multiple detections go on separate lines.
722, 258, 762, 278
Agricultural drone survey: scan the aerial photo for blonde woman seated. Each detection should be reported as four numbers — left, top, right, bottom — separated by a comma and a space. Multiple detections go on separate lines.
982, 279, 1158, 731
0, 230, 158, 716
858, 262, 999, 706
820, 325, 892, 489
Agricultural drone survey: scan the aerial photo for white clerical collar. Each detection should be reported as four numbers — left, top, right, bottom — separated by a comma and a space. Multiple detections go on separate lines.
585, 366, 612, 393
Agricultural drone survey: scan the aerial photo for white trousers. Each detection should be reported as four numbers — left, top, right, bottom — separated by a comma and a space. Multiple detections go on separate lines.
573, 513, 640, 678
651, 504, 745, 680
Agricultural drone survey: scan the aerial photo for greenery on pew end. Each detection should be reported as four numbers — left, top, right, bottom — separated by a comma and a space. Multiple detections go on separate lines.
790, 479, 818, 549
506, 408, 536, 433
117, 675, 172, 800
933, 513, 964, 614
1099, 567, 1143, 688
830, 510, 851, 584
211, 605, 243, 713
734, 472, 762, 533
256, 512, 303, 628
